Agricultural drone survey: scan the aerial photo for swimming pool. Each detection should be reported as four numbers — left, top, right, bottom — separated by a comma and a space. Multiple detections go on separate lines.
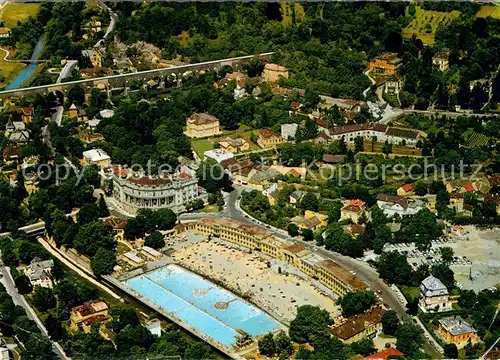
125, 265, 280, 348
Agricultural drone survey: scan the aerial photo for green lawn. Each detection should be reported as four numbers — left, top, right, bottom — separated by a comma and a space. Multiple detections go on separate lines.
0, 49, 24, 88
477, 5, 500, 20
401, 286, 420, 303
403, 6, 460, 45
0, 3, 41, 28
191, 138, 214, 158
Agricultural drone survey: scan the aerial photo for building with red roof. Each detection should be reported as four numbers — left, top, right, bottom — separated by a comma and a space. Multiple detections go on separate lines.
365, 347, 404, 360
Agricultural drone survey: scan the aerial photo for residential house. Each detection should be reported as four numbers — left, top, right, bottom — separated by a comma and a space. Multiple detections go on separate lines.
291, 211, 328, 231
330, 307, 384, 344
397, 184, 413, 196
204, 149, 234, 164
322, 154, 346, 165
218, 137, 249, 153
290, 190, 306, 205
345, 224, 365, 238
384, 75, 404, 94
184, 113, 221, 138
269, 165, 306, 179
82, 49, 103, 68
78, 109, 88, 122
69, 103, 79, 118
369, 53, 402, 76
8, 131, 30, 146
263, 183, 280, 205
364, 347, 404, 360
0, 27, 11, 38
419, 275, 453, 313
436, 316, 479, 348
257, 129, 283, 149
144, 319, 162, 337
2, 145, 21, 163
328, 123, 423, 147
82, 149, 111, 167
23, 258, 55, 289
221, 72, 247, 99
376, 194, 424, 217
0, 346, 9, 360
5, 119, 26, 134
18, 107, 33, 123
262, 63, 289, 83
340, 199, 368, 223
281, 123, 298, 141
220, 157, 255, 185
433, 51, 450, 72
70, 301, 112, 338
314, 132, 330, 145
103, 216, 128, 241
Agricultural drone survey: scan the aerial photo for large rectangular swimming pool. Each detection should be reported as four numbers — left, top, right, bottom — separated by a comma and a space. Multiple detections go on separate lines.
125, 265, 280, 349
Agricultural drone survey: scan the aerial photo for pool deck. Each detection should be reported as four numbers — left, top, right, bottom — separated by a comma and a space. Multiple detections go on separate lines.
109, 265, 287, 359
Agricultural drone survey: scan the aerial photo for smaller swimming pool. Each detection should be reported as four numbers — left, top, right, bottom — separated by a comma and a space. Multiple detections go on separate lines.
125, 265, 281, 349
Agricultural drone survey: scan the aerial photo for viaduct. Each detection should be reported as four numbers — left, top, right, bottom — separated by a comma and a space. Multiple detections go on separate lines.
0, 52, 274, 100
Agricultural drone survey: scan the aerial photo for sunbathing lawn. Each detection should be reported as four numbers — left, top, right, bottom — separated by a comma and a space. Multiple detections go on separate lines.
476, 5, 500, 20
363, 141, 423, 157
191, 127, 259, 158
401, 286, 420, 303
403, 6, 459, 45
0, 2, 41, 28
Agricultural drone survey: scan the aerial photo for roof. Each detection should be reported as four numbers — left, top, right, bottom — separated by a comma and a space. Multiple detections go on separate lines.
8, 131, 30, 142
421, 275, 448, 296
82, 149, 110, 162
187, 113, 219, 125
0, 27, 11, 35
19, 107, 33, 115
330, 307, 384, 340
348, 224, 365, 235
317, 259, 367, 290
464, 183, 475, 192
72, 301, 108, 316
100, 109, 114, 118
264, 63, 287, 72
329, 123, 388, 136
342, 199, 366, 213
385, 127, 420, 140
377, 194, 409, 209
127, 176, 170, 187
142, 246, 162, 257
372, 52, 402, 65
103, 216, 128, 230
365, 347, 404, 360
259, 128, 277, 138
323, 154, 346, 164
400, 184, 413, 193
3, 145, 20, 159
438, 316, 476, 336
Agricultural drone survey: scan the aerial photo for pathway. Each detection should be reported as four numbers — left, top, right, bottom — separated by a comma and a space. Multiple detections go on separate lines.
363, 69, 376, 99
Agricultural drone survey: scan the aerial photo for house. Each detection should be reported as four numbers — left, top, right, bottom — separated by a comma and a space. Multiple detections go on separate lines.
281, 123, 298, 141
436, 316, 479, 348
463, 183, 475, 193
222, 72, 248, 99
144, 319, 162, 337
384, 75, 404, 94
376, 194, 424, 217
290, 190, 306, 204
433, 51, 450, 72
257, 129, 283, 148
346, 224, 365, 237
204, 149, 234, 163
70, 301, 112, 337
330, 307, 384, 344
184, 113, 221, 138
2, 145, 21, 163
364, 347, 404, 360
397, 184, 413, 196
23, 258, 55, 289
291, 211, 328, 231
314, 132, 330, 145
78, 109, 88, 122
18, 107, 33, 123
0, 27, 11, 38
419, 275, 453, 312
262, 63, 289, 83
322, 154, 346, 164
340, 199, 368, 223
218, 137, 249, 153
140, 246, 162, 261
82, 149, 111, 167
100, 109, 114, 118
103, 216, 128, 241
8, 131, 30, 145
369, 53, 402, 76
82, 49, 103, 68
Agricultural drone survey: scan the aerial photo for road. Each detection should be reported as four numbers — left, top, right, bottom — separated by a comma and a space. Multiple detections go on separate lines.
403, 109, 499, 119
0, 265, 68, 359
181, 187, 442, 358
56, 60, 78, 84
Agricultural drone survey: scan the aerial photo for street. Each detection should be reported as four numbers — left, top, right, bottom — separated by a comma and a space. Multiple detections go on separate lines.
0, 265, 68, 359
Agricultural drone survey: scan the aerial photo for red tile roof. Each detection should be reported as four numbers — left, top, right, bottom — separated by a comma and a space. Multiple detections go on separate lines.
401, 183, 413, 192
365, 347, 404, 360
259, 128, 276, 138
464, 183, 474, 192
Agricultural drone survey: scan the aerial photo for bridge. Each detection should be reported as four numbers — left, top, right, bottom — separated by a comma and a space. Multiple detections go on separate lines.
0, 52, 274, 99
19, 59, 50, 64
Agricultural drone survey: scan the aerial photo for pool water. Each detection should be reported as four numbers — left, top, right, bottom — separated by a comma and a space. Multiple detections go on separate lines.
125, 265, 280, 348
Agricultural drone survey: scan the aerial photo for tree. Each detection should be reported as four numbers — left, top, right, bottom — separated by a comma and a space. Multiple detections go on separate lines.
295, 345, 311, 360
300, 192, 319, 212
382, 140, 392, 157
110, 307, 140, 333
77, 203, 100, 225
154, 208, 177, 230
414, 182, 427, 196
98, 196, 110, 217
300, 228, 314, 241
338, 290, 376, 317
91, 248, 117, 276
351, 338, 375, 356
31, 286, 56, 312
258, 332, 276, 357
14, 274, 32, 295
376, 251, 413, 286
145, 231, 165, 249
381, 310, 399, 336
196, 162, 232, 193
354, 136, 364, 153
395, 323, 423, 357
67, 85, 85, 106
115, 324, 155, 352
439, 247, 454, 264
274, 330, 292, 357
289, 305, 331, 344
287, 223, 299, 236
183, 342, 215, 360
431, 263, 455, 290
74, 220, 115, 256
45, 314, 64, 341
443, 343, 458, 359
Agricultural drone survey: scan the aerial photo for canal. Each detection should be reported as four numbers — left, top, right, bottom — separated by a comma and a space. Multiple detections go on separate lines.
5, 34, 45, 90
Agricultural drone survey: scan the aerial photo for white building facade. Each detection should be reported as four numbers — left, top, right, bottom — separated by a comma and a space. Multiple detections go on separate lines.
419, 275, 453, 312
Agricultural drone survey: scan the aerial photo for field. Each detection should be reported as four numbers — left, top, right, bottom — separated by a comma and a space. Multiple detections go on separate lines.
476, 5, 500, 20
0, 48, 24, 89
0, 2, 41, 28
281, 2, 305, 26
363, 141, 423, 157
402, 6, 460, 45
190, 127, 259, 158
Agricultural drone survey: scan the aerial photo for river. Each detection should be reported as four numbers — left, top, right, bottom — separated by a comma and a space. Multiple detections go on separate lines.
5, 34, 45, 90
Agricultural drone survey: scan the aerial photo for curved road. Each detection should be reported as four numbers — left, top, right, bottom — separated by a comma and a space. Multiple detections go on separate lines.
181, 187, 442, 358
